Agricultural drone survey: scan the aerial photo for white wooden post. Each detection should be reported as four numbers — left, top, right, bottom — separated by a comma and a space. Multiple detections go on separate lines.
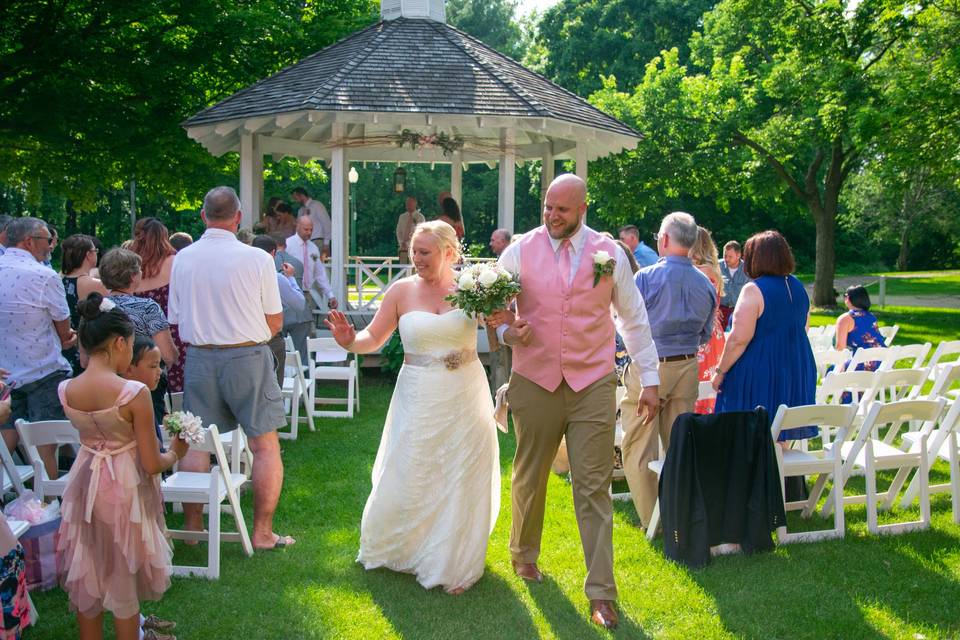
497, 128, 515, 233
330, 123, 347, 303
575, 143, 588, 183
541, 146, 555, 203
239, 133, 261, 229
451, 151, 463, 208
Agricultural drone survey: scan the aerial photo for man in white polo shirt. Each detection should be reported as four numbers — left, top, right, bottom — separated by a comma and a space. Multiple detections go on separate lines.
169, 186, 293, 550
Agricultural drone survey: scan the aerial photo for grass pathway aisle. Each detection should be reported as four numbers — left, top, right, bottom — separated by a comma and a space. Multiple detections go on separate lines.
31, 374, 960, 639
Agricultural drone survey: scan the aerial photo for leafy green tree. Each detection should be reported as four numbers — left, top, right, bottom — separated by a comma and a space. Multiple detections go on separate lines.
447, 0, 525, 60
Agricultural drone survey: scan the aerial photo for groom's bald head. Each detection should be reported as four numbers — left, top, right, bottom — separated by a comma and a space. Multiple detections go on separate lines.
543, 174, 588, 240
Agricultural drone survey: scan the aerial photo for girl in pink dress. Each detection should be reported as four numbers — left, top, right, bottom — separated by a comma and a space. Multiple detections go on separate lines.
690, 226, 726, 414
57, 292, 188, 640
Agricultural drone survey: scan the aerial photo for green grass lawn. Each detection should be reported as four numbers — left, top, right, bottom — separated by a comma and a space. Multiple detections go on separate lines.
28, 371, 960, 639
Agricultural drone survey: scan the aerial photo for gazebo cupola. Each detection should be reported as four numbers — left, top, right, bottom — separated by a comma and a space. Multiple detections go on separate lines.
183, 0, 642, 304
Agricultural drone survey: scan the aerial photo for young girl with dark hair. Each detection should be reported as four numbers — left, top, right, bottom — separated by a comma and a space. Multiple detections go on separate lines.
56, 293, 188, 640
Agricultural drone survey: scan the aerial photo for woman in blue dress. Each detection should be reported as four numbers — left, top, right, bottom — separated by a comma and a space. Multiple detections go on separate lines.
835, 285, 886, 371
710, 230, 817, 442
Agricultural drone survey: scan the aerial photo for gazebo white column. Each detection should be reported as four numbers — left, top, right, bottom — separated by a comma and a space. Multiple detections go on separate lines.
450, 151, 463, 207
541, 146, 555, 200
329, 123, 347, 303
575, 143, 588, 183
239, 133, 263, 229
497, 128, 515, 233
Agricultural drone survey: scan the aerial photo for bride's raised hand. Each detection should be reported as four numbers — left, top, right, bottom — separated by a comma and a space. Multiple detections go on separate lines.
324, 310, 356, 348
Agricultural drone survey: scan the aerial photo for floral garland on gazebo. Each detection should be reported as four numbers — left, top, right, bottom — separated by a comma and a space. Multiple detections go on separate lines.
396, 129, 465, 156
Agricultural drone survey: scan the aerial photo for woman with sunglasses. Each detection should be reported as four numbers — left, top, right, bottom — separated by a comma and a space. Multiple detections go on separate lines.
60, 234, 109, 373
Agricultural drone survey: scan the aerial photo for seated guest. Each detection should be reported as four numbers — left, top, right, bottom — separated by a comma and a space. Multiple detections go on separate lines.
168, 232, 193, 252
60, 234, 109, 374
253, 234, 306, 385
620, 212, 716, 530
689, 226, 726, 414
274, 202, 298, 238
437, 197, 465, 240
618, 224, 659, 268
719, 240, 750, 330
712, 230, 817, 445
836, 285, 886, 371
0, 217, 74, 478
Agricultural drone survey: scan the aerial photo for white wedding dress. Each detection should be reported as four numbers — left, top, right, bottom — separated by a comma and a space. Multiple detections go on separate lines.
357, 309, 501, 592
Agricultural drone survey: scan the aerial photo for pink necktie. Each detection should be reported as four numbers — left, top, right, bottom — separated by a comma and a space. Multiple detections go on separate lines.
558, 239, 572, 292
302, 242, 310, 289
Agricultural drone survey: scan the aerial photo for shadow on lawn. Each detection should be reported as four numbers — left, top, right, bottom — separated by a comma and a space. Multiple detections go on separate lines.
690, 527, 960, 639
525, 574, 651, 639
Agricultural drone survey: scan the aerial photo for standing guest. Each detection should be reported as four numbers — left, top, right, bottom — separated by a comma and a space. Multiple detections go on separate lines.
57, 293, 187, 640
437, 197, 465, 240
719, 240, 750, 330
168, 232, 193, 252
0, 214, 12, 256
169, 185, 293, 550
260, 196, 284, 233
273, 203, 298, 238
130, 219, 186, 393
0, 217, 74, 477
100, 249, 179, 376
618, 224, 659, 268
492, 175, 660, 630
396, 197, 425, 264
291, 186, 331, 258
712, 230, 817, 444
620, 212, 716, 530
489, 228, 512, 257
89, 236, 104, 278
272, 232, 310, 364
252, 234, 306, 385
42, 223, 59, 268
60, 234, 109, 374
835, 285, 886, 371
689, 226, 726, 413
286, 216, 338, 310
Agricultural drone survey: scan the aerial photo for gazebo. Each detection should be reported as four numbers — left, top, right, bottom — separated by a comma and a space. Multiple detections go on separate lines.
182, 0, 641, 305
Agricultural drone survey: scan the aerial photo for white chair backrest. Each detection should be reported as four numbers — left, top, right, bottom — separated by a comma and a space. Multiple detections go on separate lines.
15, 419, 79, 448
929, 363, 960, 399
164, 392, 184, 414
816, 370, 877, 407
927, 340, 960, 371
284, 334, 295, 353
807, 326, 826, 337
858, 398, 946, 446
847, 346, 897, 372
878, 324, 899, 345
808, 334, 835, 353
821, 324, 837, 339
815, 350, 851, 380
869, 367, 928, 403
308, 337, 351, 365
890, 343, 932, 370
771, 403, 857, 445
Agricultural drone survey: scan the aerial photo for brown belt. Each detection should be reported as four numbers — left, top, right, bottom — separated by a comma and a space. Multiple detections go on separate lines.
192, 341, 263, 350
659, 353, 696, 363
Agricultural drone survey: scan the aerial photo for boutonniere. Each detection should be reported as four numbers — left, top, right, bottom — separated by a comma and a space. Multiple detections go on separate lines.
311, 254, 319, 262
592, 250, 615, 287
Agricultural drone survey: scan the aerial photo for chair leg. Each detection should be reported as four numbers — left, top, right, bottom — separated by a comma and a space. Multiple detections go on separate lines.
208, 489, 221, 580
919, 439, 931, 528
865, 443, 878, 535
646, 500, 660, 541
950, 433, 960, 525
882, 467, 912, 510
346, 375, 355, 419
290, 383, 300, 440
803, 473, 830, 518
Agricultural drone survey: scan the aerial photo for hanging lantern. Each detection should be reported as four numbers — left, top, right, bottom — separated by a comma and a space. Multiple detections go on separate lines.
393, 166, 407, 193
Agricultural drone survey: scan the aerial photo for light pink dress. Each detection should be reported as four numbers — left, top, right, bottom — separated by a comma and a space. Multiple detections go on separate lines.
56, 379, 172, 619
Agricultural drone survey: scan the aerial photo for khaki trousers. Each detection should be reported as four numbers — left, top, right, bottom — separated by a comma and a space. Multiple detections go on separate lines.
508, 371, 618, 601
619, 357, 699, 527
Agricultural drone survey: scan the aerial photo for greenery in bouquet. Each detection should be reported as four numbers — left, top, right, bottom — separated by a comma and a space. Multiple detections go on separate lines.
446, 263, 521, 318
162, 411, 207, 446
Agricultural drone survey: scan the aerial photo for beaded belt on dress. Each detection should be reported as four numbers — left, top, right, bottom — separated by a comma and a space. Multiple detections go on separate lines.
403, 349, 478, 370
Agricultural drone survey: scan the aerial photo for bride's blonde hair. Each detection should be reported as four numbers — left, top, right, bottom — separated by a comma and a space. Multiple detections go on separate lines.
411, 220, 462, 264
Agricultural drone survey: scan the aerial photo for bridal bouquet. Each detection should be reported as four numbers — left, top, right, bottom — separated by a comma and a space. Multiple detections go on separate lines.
446, 263, 521, 318
162, 411, 207, 446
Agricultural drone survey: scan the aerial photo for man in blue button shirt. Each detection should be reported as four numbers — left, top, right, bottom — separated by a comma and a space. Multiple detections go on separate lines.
618, 224, 659, 268
618, 212, 717, 529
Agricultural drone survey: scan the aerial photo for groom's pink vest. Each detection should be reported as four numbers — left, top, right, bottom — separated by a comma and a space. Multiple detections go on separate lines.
513, 226, 617, 393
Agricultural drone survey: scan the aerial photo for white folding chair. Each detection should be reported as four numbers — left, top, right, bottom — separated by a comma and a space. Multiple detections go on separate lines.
890, 343, 932, 370
821, 324, 837, 340
824, 399, 945, 535
926, 340, 960, 383
279, 351, 315, 440
771, 404, 857, 543
611, 386, 630, 501
844, 346, 898, 373
0, 443, 34, 497
869, 368, 929, 413
13, 419, 79, 502
807, 326, 826, 337
307, 337, 359, 418
927, 363, 960, 400
814, 349, 851, 382
898, 400, 960, 522
164, 391, 184, 414
878, 325, 899, 345
815, 370, 877, 442
808, 333, 834, 353
161, 425, 253, 579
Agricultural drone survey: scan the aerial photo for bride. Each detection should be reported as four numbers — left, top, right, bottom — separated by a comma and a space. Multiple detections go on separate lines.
325, 220, 500, 595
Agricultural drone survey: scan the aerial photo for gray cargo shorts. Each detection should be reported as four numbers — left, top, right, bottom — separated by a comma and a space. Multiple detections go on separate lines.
183, 344, 286, 439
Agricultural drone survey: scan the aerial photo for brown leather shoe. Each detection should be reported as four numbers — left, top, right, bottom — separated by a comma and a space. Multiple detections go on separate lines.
511, 560, 543, 583
590, 600, 619, 630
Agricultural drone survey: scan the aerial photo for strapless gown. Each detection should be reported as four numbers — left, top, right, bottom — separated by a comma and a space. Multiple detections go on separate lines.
357, 310, 500, 592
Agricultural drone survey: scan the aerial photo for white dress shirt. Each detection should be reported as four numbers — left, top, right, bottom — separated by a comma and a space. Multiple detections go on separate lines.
299, 198, 331, 243
497, 225, 661, 387
395, 210, 425, 249
0, 248, 72, 386
285, 233, 334, 298
168, 228, 282, 345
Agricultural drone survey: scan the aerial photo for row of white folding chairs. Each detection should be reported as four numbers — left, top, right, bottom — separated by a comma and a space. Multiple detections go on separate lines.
774, 395, 960, 542
813, 338, 960, 381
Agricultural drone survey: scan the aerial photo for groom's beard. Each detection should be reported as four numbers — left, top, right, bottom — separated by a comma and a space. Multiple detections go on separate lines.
546, 218, 582, 240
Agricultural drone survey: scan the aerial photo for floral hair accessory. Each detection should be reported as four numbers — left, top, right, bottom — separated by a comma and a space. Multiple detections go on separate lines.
592, 250, 615, 287
99, 298, 116, 313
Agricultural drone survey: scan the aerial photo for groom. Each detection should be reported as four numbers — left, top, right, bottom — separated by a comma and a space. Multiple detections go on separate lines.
495, 174, 661, 629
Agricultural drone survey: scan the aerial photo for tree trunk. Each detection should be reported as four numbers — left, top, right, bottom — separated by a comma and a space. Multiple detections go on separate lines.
896, 225, 910, 271
811, 200, 837, 308
65, 199, 78, 236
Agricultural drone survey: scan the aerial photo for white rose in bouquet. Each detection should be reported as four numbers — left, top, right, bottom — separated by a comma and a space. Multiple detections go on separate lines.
478, 268, 499, 287
458, 272, 477, 291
